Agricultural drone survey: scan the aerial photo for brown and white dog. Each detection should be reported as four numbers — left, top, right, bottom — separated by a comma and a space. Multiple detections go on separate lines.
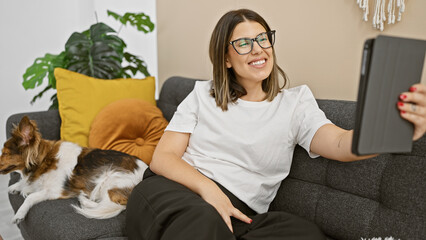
0, 116, 148, 224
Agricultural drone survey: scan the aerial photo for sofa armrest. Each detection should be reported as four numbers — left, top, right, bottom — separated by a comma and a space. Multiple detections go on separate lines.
6, 109, 61, 141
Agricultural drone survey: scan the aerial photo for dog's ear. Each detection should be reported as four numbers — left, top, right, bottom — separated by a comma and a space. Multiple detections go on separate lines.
18, 116, 37, 146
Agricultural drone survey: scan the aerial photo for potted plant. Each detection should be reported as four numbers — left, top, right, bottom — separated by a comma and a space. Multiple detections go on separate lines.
22, 10, 155, 109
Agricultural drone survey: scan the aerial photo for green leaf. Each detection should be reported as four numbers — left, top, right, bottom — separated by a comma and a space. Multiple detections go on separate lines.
48, 93, 58, 110
107, 10, 155, 33
30, 85, 53, 104
48, 51, 66, 89
65, 23, 125, 79
22, 53, 65, 90
122, 52, 150, 78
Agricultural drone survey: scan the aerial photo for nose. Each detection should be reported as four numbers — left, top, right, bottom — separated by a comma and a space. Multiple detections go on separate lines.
251, 40, 263, 55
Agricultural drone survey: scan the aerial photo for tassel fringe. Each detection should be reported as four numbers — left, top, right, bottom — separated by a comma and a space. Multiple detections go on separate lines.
357, 0, 406, 31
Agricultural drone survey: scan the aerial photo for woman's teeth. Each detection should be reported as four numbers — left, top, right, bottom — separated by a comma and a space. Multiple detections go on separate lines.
250, 59, 266, 66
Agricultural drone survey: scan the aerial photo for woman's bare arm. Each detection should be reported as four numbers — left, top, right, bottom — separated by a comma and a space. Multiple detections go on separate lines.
310, 124, 377, 162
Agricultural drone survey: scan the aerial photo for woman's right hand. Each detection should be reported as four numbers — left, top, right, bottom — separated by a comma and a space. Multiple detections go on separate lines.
199, 185, 252, 233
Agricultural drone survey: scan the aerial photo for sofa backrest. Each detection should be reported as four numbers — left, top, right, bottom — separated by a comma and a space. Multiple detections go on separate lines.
157, 76, 198, 122
6, 109, 61, 140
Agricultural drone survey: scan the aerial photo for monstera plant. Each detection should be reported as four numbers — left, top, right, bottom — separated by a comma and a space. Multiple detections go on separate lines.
22, 10, 155, 109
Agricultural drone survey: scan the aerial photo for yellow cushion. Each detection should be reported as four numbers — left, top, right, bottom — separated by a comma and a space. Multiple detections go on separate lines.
88, 99, 168, 165
55, 68, 156, 147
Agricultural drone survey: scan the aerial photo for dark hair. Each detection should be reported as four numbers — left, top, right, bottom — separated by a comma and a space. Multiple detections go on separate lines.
209, 9, 288, 111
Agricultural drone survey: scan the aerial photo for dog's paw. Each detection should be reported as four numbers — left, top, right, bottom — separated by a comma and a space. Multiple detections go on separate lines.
8, 189, 20, 195
12, 208, 28, 224
8, 184, 22, 194
12, 215, 24, 224
8, 187, 20, 195
20, 191, 30, 198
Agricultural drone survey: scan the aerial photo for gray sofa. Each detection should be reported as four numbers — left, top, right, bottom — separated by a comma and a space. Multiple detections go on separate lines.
6, 76, 426, 240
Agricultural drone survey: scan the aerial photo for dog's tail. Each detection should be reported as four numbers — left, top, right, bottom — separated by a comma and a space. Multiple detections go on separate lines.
73, 160, 147, 219
72, 194, 125, 219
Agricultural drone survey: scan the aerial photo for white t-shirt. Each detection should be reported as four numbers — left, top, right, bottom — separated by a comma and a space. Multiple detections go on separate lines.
165, 80, 332, 213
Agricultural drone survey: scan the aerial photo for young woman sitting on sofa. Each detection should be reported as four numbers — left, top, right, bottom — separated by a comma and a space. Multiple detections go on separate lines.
126, 8, 426, 240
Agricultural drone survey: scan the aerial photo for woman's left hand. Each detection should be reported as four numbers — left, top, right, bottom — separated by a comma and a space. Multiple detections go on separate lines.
397, 83, 426, 141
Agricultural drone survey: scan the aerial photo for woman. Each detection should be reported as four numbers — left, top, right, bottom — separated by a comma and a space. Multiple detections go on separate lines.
126, 9, 426, 240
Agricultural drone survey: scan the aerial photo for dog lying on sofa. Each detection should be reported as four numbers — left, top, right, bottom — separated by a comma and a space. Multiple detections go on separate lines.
1, 116, 148, 224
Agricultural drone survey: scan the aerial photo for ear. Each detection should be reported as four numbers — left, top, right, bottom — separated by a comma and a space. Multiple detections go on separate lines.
226, 58, 232, 69
18, 116, 36, 146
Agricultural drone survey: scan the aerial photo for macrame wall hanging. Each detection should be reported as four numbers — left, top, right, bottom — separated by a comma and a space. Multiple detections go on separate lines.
357, 0, 406, 31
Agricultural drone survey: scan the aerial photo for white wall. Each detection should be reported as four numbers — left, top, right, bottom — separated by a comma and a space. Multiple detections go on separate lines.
0, 0, 157, 146
0, 1, 157, 238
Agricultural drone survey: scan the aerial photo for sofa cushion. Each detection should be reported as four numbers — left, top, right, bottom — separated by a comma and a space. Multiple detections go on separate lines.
55, 68, 156, 147
88, 99, 168, 165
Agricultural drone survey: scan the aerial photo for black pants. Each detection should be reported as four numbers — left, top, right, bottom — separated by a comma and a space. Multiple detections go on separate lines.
126, 168, 325, 240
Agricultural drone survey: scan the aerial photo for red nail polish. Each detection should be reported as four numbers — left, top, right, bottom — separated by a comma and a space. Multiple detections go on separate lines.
409, 87, 417, 92
401, 110, 406, 114
399, 94, 407, 100
249, 219, 253, 224
398, 102, 404, 107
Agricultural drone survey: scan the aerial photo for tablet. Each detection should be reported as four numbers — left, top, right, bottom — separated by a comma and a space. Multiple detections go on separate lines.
352, 35, 426, 155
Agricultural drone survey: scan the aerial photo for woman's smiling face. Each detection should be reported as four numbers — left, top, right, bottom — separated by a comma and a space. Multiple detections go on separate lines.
226, 21, 274, 88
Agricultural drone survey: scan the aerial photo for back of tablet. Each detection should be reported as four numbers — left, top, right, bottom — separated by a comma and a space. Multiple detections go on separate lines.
352, 35, 426, 155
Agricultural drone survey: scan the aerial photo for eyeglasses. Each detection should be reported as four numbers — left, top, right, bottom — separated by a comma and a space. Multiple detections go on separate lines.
229, 30, 276, 55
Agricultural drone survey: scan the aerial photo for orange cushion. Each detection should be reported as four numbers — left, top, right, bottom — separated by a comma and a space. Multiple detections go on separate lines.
88, 99, 168, 165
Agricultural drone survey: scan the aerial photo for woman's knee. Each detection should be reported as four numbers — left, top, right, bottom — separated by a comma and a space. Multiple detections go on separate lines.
126, 176, 233, 239
182, 203, 222, 223
159, 204, 233, 240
